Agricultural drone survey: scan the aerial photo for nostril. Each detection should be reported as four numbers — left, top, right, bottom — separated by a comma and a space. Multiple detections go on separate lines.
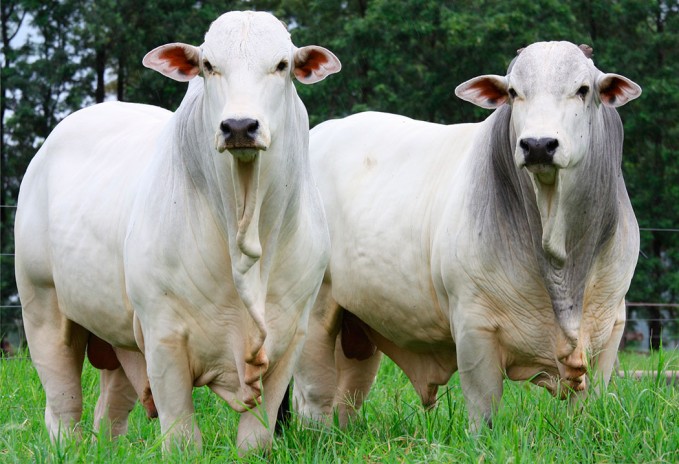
246, 120, 259, 135
520, 137, 558, 166
220, 120, 231, 135
519, 139, 530, 153
220, 118, 261, 150
220, 118, 259, 139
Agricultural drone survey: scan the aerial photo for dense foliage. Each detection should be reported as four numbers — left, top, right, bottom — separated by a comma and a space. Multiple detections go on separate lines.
1, 0, 678, 347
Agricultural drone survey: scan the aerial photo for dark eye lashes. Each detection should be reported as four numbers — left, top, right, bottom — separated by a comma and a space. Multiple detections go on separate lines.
276, 60, 288, 72
203, 60, 214, 73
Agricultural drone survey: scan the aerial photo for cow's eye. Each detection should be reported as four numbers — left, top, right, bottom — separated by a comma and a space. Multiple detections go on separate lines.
276, 60, 288, 72
203, 60, 214, 74
577, 85, 589, 99
508, 88, 518, 99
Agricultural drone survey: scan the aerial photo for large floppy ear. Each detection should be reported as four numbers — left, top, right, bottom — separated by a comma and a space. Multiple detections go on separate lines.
143, 43, 201, 82
455, 75, 509, 109
293, 46, 341, 84
596, 73, 642, 107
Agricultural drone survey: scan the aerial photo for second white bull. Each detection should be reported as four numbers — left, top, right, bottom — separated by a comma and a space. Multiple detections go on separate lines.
292, 41, 641, 431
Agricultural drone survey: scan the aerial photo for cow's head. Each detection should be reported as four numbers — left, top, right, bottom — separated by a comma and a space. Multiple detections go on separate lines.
456, 42, 642, 353
142, 11, 341, 162
455, 41, 641, 185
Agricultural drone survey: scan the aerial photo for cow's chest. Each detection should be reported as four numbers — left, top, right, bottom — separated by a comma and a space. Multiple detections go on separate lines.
452, 262, 623, 380
470, 279, 560, 362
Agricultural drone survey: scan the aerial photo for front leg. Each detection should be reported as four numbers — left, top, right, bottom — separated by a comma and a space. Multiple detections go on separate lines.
455, 324, 504, 433
590, 299, 626, 395
143, 332, 201, 452
237, 332, 303, 452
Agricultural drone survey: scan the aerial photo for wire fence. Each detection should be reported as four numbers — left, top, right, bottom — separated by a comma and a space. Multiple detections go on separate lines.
2, 204, 679, 354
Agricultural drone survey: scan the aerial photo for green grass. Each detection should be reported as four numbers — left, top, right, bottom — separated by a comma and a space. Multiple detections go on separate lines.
1, 350, 678, 463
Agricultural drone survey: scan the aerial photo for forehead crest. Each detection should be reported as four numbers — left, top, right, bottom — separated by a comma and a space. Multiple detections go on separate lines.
203, 11, 292, 55
509, 41, 596, 88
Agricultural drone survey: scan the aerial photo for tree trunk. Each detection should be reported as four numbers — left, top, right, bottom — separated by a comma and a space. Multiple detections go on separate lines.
95, 47, 106, 103
648, 307, 663, 351
117, 54, 125, 102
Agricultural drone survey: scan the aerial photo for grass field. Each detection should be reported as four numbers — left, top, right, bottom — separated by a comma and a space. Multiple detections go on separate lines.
1, 350, 677, 463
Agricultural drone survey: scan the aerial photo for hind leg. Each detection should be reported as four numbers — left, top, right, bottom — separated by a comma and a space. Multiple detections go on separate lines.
20, 285, 89, 443
333, 311, 382, 427
334, 341, 382, 427
94, 366, 138, 437
292, 282, 342, 422
94, 347, 156, 438
115, 348, 157, 419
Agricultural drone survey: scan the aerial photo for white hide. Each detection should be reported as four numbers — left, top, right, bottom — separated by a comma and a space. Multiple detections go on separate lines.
15, 11, 339, 452
292, 42, 640, 432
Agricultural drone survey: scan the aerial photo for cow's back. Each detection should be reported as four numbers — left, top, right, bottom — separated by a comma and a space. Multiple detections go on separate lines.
15, 102, 171, 347
310, 112, 478, 347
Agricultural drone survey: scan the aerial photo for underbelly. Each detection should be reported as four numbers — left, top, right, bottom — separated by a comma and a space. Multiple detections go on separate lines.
57, 288, 136, 347
335, 297, 454, 351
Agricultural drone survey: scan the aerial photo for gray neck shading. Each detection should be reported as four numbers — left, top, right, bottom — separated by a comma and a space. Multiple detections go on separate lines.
467, 104, 625, 350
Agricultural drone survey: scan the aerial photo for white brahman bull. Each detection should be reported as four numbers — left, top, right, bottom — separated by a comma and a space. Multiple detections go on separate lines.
292, 41, 640, 432
15, 11, 340, 451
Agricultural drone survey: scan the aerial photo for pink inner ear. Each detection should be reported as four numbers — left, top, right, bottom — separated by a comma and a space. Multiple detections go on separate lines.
159, 47, 198, 77
473, 80, 506, 105
296, 49, 329, 78
600, 76, 630, 104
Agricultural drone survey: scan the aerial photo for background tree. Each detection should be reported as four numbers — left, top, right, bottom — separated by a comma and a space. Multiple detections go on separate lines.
0, 0, 246, 345
1, 0, 89, 343
274, 0, 679, 350
2, 0, 678, 350
584, 0, 679, 349
0, 0, 26, 345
